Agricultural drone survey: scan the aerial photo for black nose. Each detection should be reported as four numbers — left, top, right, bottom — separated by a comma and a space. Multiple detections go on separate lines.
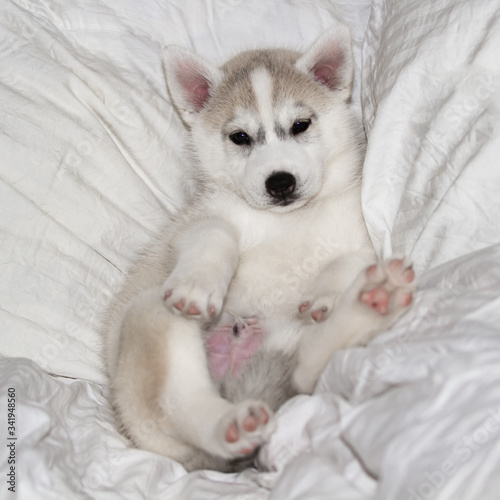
265, 171, 296, 199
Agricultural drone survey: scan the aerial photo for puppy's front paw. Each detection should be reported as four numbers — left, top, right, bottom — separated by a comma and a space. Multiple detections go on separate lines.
161, 271, 226, 321
359, 258, 415, 317
298, 291, 340, 323
216, 401, 274, 459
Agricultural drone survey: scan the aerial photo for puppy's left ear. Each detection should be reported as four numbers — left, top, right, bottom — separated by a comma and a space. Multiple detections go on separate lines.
295, 25, 354, 101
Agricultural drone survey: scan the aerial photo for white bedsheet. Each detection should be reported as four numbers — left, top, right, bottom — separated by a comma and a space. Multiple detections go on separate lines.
362, 0, 500, 273
1, 0, 500, 498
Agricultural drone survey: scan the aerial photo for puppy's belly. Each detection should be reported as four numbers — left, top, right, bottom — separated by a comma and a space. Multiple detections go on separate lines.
204, 241, 320, 383
206, 317, 266, 380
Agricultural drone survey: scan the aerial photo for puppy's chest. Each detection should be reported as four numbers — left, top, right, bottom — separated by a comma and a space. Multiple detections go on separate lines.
226, 224, 341, 317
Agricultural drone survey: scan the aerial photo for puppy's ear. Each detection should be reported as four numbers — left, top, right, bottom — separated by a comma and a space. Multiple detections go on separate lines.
295, 25, 354, 101
163, 46, 222, 126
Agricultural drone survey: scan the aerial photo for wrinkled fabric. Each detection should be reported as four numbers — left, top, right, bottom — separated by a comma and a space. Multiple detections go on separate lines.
362, 0, 500, 274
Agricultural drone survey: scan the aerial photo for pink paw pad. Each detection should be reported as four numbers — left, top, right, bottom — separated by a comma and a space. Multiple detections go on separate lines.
186, 304, 201, 315
298, 301, 310, 314
225, 422, 239, 443
298, 301, 328, 322
360, 258, 416, 315
172, 299, 201, 315
224, 407, 269, 451
173, 299, 185, 311
360, 287, 390, 315
388, 259, 404, 273
311, 307, 328, 322
165, 290, 215, 317
387, 259, 415, 284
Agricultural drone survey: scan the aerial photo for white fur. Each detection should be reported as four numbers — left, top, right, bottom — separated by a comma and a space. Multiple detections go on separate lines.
104, 27, 416, 472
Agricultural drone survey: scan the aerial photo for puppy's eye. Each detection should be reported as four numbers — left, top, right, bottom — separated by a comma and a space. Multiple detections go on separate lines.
229, 131, 251, 146
291, 119, 311, 136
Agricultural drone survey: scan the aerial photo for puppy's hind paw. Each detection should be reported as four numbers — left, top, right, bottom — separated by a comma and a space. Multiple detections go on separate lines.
216, 401, 274, 459
359, 258, 416, 317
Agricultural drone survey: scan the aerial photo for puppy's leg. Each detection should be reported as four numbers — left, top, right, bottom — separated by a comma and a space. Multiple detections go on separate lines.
162, 307, 274, 462
162, 218, 239, 320
294, 258, 416, 393
112, 288, 273, 470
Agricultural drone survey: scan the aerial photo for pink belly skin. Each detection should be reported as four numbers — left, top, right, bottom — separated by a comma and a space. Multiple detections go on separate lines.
206, 318, 265, 380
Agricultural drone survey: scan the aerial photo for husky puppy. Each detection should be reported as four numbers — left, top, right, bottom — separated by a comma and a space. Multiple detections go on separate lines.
104, 26, 415, 472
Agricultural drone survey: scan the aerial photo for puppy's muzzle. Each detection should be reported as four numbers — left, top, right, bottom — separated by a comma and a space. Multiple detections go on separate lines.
265, 172, 296, 203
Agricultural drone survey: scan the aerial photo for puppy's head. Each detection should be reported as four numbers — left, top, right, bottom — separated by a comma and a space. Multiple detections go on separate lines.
164, 27, 362, 212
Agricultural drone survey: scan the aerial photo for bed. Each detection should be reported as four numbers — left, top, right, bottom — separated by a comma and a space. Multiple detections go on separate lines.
1, 0, 500, 498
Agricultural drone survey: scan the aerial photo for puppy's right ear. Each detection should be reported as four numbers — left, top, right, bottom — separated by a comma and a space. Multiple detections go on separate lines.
163, 46, 222, 126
